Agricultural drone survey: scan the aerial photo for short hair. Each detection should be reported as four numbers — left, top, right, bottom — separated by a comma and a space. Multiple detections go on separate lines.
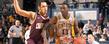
87, 30, 93, 35
88, 19, 91, 21
60, 3, 69, 7
38, 1, 47, 7
15, 20, 20, 22
15, 20, 20, 24
37, 1, 47, 12
88, 34, 94, 37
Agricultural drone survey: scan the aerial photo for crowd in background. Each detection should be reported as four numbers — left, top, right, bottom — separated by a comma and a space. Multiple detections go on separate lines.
0, 0, 109, 44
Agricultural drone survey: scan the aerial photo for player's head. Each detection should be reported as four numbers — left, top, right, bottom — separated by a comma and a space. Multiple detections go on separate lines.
88, 34, 95, 44
60, 3, 69, 16
88, 19, 92, 24
15, 20, 20, 26
50, 16, 58, 24
38, 1, 48, 16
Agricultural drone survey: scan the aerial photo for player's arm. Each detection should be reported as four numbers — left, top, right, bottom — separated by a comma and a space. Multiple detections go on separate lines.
13, 0, 35, 19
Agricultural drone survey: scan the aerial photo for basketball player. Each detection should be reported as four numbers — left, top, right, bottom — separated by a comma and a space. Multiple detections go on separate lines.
56, 3, 78, 39
13, 0, 49, 44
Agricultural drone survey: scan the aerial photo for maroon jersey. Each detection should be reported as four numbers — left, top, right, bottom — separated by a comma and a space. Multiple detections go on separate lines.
29, 14, 48, 44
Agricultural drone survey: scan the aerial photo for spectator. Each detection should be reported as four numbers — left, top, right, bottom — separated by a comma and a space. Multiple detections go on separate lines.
55, 34, 61, 44
83, 19, 94, 34
81, 33, 87, 40
8, 20, 24, 44
105, 20, 109, 30
103, 34, 108, 41
88, 34, 99, 44
47, 27, 56, 44
56, 3, 77, 37
99, 34, 106, 41
93, 20, 101, 36
93, 26, 102, 36
94, 20, 100, 30
42, 16, 57, 44
103, 28, 108, 34
72, 0, 78, 8
83, 0, 90, 8
8, 15, 15, 25
98, 13, 105, 32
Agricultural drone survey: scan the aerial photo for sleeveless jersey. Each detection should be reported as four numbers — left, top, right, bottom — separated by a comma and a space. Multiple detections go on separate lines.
57, 12, 74, 37
29, 13, 49, 44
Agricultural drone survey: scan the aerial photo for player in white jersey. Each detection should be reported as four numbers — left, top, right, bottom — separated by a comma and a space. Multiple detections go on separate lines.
57, 11, 74, 37
55, 3, 77, 44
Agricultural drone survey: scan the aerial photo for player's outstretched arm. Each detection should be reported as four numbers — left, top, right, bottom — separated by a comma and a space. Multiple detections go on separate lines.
13, 0, 35, 19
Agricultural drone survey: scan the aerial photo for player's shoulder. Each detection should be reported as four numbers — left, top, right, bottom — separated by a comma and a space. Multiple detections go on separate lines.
30, 11, 37, 20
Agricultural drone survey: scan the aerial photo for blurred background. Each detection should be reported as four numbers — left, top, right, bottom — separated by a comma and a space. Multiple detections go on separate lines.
0, 0, 109, 44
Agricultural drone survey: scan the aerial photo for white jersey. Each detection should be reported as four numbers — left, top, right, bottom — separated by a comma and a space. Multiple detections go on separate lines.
24, 26, 31, 44
57, 12, 74, 29
56, 12, 74, 37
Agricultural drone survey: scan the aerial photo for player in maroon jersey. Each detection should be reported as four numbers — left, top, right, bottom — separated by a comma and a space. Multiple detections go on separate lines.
13, 0, 49, 44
